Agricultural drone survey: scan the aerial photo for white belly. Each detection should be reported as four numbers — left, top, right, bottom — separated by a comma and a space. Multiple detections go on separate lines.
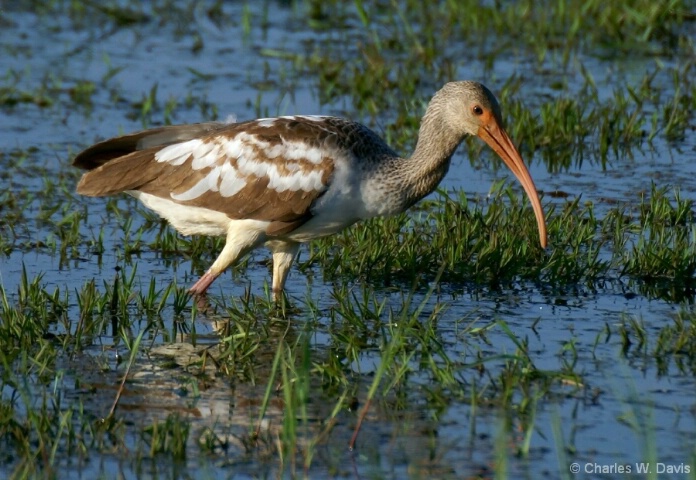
130, 191, 236, 236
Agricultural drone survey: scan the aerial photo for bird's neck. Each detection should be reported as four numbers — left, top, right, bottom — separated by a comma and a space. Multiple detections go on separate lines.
402, 109, 463, 204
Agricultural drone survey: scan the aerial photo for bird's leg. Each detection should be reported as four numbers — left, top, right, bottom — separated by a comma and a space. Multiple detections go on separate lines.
189, 270, 220, 296
188, 222, 264, 297
267, 240, 300, 303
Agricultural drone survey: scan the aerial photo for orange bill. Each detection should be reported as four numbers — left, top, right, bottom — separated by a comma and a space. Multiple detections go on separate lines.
477, 118, 547, 249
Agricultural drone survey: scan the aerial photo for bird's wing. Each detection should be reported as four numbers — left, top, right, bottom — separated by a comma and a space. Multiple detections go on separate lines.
75, 117, 343, 235
72, 122, 228, 170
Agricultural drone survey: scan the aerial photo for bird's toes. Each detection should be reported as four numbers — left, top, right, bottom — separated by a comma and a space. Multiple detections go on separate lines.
193, 293, 212, 313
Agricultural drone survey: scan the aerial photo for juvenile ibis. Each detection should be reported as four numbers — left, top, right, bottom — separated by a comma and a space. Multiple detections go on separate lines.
73, 81, 547, 300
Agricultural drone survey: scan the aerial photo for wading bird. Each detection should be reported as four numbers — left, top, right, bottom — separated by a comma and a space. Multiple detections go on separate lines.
74, 81, 547, 301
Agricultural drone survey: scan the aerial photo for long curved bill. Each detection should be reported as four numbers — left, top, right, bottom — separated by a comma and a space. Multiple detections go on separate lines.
477, 119, 548, 249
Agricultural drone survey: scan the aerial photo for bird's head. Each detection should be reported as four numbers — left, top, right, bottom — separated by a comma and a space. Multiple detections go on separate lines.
436, 81, 548, 248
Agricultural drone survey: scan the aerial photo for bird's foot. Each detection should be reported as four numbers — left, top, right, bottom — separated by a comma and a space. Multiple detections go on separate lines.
271, 289, 299, 318
192, 292, 212, 313
188, 271, 219, 313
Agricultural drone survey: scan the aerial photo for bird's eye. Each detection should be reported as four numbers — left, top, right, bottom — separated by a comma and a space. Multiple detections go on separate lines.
472, 105, 484, 116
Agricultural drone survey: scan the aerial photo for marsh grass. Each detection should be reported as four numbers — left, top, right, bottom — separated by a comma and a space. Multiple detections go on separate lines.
1, 0, 695, 477
3, 175, 696, 476
4, 175, 696, 476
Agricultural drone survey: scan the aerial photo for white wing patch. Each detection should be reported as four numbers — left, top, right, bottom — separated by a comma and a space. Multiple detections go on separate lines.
191, 141, 221, 170
281, 115, 328, 122
155, 129, 329, 202
155, 139, 203, 166
256, 118, 276, 128
219, 162, 246, 197
171, 168, 220, 201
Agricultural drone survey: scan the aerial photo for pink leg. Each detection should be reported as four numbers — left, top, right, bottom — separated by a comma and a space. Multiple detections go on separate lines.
188, 270, 220, 296
186, 221, 264, 299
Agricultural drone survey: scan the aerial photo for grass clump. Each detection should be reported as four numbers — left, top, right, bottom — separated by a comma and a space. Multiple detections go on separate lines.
653, 308, 696, 375
141, 413, 191, 460
304, 187, 549, 290
0, 269, 64, 358
303, 185, 696, 303
620, 187, 696, 300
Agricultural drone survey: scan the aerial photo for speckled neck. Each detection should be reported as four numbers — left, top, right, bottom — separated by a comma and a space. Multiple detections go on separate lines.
397, 98, 466, 207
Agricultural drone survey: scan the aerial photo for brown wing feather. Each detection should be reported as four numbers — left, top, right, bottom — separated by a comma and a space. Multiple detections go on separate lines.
74, 118, 339, 230
73, 122, 226, 170
75, 149, 168, 195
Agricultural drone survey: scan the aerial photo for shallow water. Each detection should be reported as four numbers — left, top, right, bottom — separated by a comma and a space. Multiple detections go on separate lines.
1, 1, 695, 478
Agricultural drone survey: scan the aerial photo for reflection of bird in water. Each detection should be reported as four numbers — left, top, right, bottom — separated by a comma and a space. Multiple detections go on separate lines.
140, 341, 459, 476
74, 81, 546, 300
